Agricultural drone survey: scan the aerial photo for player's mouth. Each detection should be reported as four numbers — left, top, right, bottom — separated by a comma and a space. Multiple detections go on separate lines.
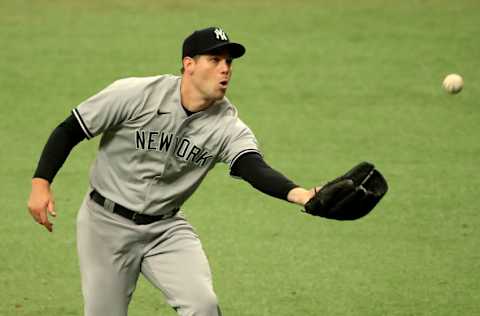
219, 79, 229, 89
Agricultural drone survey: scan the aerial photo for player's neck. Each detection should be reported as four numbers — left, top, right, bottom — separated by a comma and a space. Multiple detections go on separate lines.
180, 78, 215, 113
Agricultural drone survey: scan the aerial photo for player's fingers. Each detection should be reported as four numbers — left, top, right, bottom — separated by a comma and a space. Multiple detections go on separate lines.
38, 209, 53, 232
42, 218, 53, 232
47, 200, 57, 217
44, 221, 53, 232
38, 208, 48, 224
28, 206, 42, 224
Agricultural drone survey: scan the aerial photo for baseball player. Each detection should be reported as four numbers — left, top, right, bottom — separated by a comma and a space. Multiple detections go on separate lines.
28, 27, 387, 316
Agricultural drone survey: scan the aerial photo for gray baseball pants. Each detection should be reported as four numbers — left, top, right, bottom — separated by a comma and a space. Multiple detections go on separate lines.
76, 190, 221, 316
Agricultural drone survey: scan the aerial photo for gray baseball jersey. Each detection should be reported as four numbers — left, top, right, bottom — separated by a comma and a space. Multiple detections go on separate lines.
72, 74, 260, 215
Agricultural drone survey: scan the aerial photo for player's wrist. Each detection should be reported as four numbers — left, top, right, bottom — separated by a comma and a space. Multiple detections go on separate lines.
287, 187, 313, 206
32, 177, 51, 190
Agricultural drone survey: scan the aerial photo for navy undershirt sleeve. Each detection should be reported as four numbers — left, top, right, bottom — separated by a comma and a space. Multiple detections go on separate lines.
33, 114, 86, 183
231, 153, 299, 201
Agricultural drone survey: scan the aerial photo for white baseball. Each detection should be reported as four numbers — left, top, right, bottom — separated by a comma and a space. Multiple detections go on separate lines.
442, 74, 464, 94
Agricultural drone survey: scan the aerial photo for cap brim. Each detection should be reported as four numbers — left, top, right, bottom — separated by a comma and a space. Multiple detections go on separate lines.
199, 42, 246, 59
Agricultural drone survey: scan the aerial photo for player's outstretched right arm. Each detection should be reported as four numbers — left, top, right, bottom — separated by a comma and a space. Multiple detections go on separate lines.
27, 114, 86, 232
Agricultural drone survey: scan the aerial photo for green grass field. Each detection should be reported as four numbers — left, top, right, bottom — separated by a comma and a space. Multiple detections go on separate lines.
1, 0, 479, 315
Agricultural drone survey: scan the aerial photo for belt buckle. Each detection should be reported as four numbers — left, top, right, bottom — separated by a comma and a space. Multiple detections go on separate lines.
131, 212, 137, 222
104, 198, 115, 213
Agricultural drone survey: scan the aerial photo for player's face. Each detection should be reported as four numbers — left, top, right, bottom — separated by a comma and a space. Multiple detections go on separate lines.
189, 51, 233, 102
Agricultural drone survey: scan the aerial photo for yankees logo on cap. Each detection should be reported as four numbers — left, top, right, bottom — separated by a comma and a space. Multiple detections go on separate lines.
182, 26, 245, 59
214, 28, 228, 41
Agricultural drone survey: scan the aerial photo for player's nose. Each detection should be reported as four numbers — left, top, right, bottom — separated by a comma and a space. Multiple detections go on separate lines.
219, 59, 231, 74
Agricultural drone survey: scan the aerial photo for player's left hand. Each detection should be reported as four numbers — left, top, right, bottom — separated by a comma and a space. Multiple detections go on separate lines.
304, 162, 388, 220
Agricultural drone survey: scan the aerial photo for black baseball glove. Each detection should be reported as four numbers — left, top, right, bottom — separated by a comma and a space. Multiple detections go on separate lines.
304, 162, 388, 220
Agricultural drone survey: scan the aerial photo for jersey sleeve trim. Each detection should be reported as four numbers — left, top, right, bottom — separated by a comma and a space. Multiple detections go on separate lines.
72, 108, 93, 139
229, 149, 262, 170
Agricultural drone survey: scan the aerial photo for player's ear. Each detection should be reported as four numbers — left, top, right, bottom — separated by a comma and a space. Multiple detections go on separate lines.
182, 56, 195, 75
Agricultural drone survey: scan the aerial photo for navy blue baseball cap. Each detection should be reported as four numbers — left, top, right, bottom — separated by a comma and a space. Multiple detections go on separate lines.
182, 27, 246, 59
